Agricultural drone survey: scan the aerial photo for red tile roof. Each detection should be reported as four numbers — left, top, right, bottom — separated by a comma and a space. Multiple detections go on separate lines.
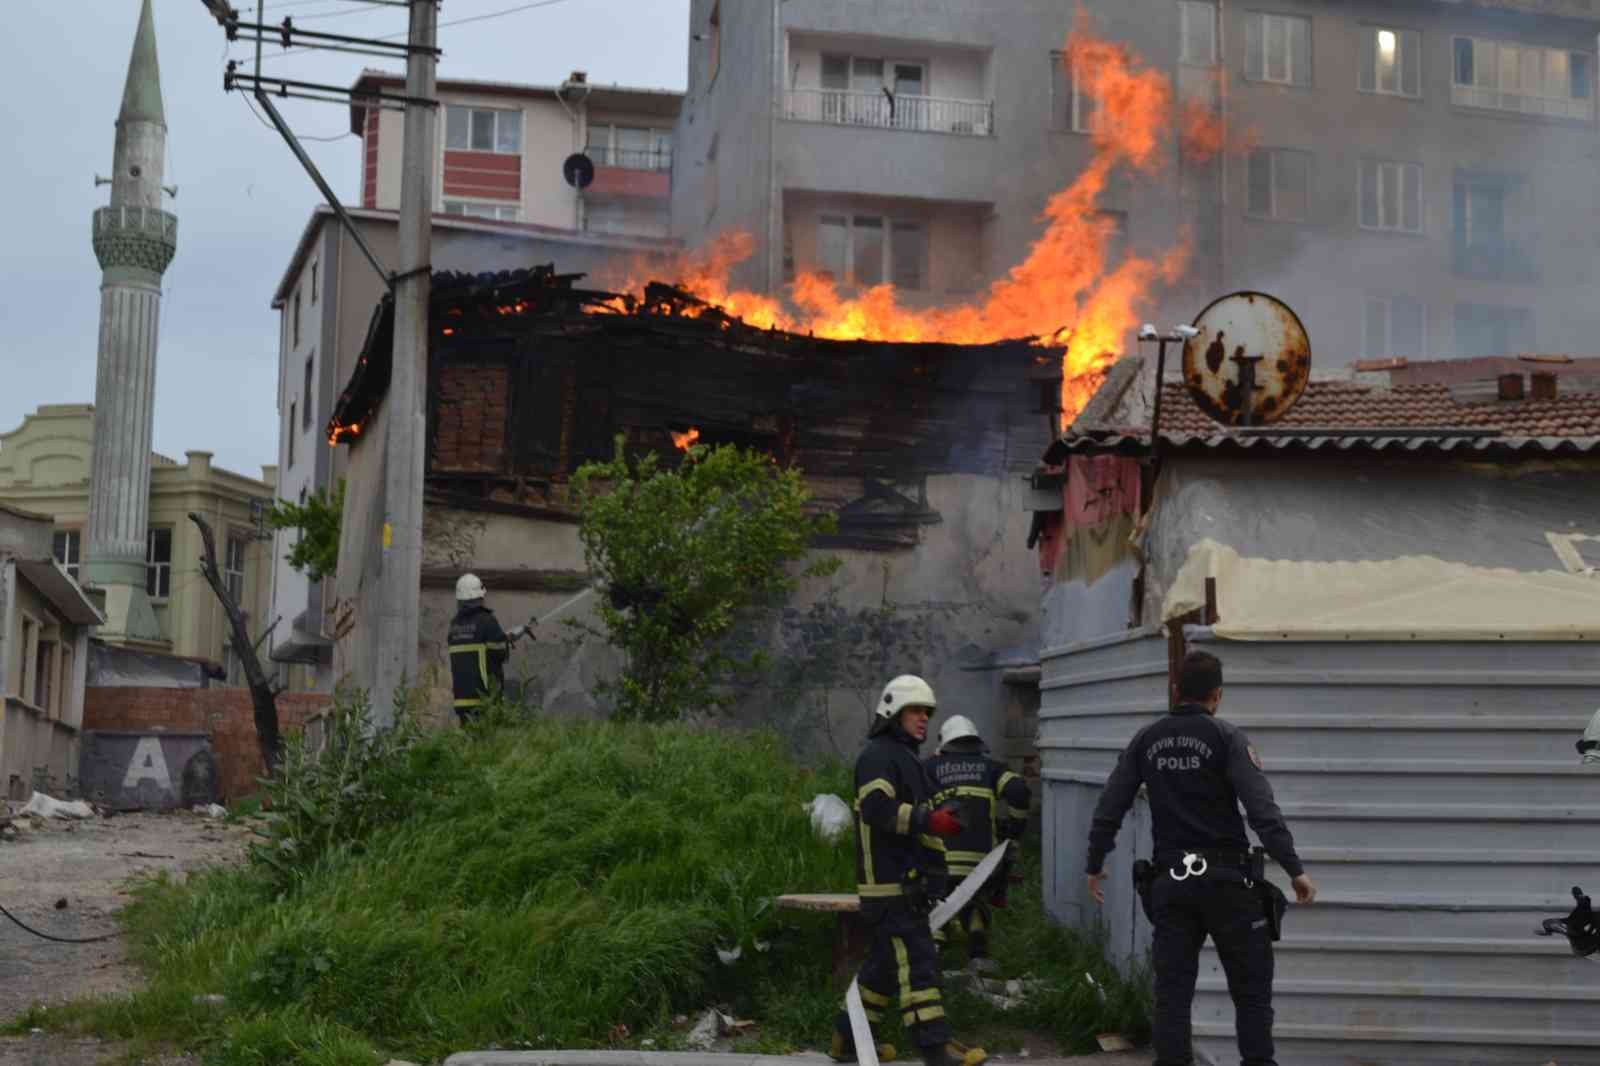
1154, 379, 1600, 438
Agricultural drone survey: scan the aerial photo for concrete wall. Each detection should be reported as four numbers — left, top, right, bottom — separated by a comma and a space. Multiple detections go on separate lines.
1039, 625, 1600, 1064
673, 0, 781, 292
408, 468, 1043, 762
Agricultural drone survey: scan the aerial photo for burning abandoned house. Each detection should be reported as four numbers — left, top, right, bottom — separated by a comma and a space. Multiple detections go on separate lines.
325, 265, 1066, 758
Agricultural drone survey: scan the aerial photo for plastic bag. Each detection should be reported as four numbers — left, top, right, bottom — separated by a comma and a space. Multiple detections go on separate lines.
807, 793, 852, 843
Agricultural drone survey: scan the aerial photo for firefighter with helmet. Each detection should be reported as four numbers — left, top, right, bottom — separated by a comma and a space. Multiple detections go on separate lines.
830, 675, 987, 1066
447, 573, 531, 723
925, 714, 1031, 972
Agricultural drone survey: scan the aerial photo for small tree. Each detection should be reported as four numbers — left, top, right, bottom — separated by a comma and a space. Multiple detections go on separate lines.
571, 437, 836, 722
267, 479, 345, 582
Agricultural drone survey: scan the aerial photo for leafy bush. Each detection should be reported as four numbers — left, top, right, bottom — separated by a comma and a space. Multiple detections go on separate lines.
570, 437, 837, 722
267, 480, 345, 583
248, 686, 434, 888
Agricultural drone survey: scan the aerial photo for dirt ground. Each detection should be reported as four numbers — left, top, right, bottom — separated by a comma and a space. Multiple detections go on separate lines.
0, 806, 253, 1066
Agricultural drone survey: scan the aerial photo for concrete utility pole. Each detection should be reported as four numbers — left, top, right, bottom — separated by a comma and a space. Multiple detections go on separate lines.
372, 0, 439, 729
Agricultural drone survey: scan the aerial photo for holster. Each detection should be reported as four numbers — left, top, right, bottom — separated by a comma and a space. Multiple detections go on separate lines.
1250, 847, 1288, 942
1132, 859, 1156, 923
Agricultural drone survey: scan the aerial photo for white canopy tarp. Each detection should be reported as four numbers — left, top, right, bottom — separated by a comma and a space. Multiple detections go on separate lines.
1163, 539, 1600, 641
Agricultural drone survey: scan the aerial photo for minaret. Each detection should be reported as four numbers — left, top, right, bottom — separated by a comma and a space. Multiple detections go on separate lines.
84, 0, 177, 646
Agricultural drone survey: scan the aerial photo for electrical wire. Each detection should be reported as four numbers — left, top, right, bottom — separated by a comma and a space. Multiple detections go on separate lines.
245, 0, 582, 63
0, 901, 120, 945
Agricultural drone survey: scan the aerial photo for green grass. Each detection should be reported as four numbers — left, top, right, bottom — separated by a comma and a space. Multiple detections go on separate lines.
11, 713, 1147, 1063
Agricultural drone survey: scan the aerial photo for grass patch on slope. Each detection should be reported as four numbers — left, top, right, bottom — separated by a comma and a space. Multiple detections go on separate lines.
10, 702, 1147, 1063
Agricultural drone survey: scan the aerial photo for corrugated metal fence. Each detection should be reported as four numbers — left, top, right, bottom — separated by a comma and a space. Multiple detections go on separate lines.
1039, 627, 1600, 1065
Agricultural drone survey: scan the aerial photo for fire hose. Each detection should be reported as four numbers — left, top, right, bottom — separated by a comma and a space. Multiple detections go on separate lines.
845, 841, 1010, 1066
0, 900, 120, 944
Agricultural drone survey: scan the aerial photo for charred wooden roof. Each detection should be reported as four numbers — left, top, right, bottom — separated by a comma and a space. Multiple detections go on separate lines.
328, 266, 1063, 547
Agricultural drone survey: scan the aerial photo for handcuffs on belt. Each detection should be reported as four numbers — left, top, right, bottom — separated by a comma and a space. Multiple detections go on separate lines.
1169, 851, 1208, 881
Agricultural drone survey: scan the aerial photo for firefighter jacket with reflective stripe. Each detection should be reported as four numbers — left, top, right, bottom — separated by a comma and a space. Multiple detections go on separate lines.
448, 604, 508, 708
854, 725, 946, 907
925, 748, 1031, 876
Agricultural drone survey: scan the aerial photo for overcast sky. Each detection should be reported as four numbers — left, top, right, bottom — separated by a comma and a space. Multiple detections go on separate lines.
1, 0, 688, 485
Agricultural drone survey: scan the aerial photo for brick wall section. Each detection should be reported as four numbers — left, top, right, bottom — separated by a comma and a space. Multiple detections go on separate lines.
434, 365, 509, 472
83, 689, 332, 803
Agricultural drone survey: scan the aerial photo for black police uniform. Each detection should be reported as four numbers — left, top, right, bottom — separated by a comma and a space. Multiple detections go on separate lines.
834, 721, 951, 1055
925, 743, 1030, 959
1085, 702, 1303, 1066
447, 602, 509, 722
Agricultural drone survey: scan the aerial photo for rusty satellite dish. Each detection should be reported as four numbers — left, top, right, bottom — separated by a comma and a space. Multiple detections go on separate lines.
1180, 291, 1311, 427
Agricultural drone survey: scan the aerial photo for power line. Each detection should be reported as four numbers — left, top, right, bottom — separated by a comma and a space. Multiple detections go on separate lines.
245, 0, 581, 62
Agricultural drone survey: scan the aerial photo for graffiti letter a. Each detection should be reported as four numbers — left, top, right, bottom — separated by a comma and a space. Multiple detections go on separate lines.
122, 737, 173, 791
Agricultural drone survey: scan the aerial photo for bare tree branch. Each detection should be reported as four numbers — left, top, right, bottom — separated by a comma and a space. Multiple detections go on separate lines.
188, 512, 283, 774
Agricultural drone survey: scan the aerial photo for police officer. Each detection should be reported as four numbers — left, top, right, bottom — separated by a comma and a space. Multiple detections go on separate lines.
830, 675, 987, 1066
447, 573, 530, 723
1084, 650, 1316, 1066
925, 714, 1031, 972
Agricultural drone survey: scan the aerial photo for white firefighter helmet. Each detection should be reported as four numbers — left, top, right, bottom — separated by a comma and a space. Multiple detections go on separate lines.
455, 573, 486, 602
877, 675, 937, 722
937, 714, 982, 753
1579, 708, 1600, 765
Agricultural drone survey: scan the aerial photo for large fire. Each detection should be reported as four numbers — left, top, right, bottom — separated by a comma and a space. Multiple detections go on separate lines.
601, 22, 1225, 423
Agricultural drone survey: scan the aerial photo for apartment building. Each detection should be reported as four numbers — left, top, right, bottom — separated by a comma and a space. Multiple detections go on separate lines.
0, 405, 274, 683
353, 69, 681, 238
674, 0, 1600, 363
268, 75, 684, 691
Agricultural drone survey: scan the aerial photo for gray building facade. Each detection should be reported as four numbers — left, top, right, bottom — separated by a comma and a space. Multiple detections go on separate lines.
673, 0, 1600, 365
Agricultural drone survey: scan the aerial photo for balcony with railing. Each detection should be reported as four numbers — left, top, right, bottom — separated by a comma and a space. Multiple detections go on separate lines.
584, 144, 673, 173
784, 88, 994, 136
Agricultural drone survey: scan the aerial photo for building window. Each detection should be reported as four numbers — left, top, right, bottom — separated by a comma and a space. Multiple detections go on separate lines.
707, 1, 721, 86
1364, 295, 1425, 358
1247, 148, 1311, 221
146, 527, 172, 600
223, 642, 241, 688
1453, 36, 1593, 120
1453, 171, 1536, 281
225, 533, 247, 604
1245, 12, 1311, 87
292, 290, 301, 348
444, 105, 522, 154
586, 125, 673, 171
817, 214, 928, 290
16, 616, 36, 703
1360, 160, 1422, 233
288, 403, 296, 468
51, 530, 81, 582
1050, 52, 1098, 133
706, 134, 719, 222
1180, 1, 1218, 66
302, 355, 314, 429
442, 200, 521, 221
1360, 26, 1420, 97
35, 639, 55, 715
1455, 303, 1533, 357
310, 259, 319, 304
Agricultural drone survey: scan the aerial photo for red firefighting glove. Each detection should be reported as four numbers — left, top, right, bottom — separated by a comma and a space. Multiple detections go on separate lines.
927, 806, 964, 838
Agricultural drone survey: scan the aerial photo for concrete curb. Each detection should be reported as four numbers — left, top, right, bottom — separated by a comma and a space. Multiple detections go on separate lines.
442, 1054, 1149, 1066
444, 1049, 832, 1056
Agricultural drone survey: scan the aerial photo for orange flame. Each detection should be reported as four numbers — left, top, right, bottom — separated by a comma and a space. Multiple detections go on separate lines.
596, 19, 1226, 424
671, 427, 701, 451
